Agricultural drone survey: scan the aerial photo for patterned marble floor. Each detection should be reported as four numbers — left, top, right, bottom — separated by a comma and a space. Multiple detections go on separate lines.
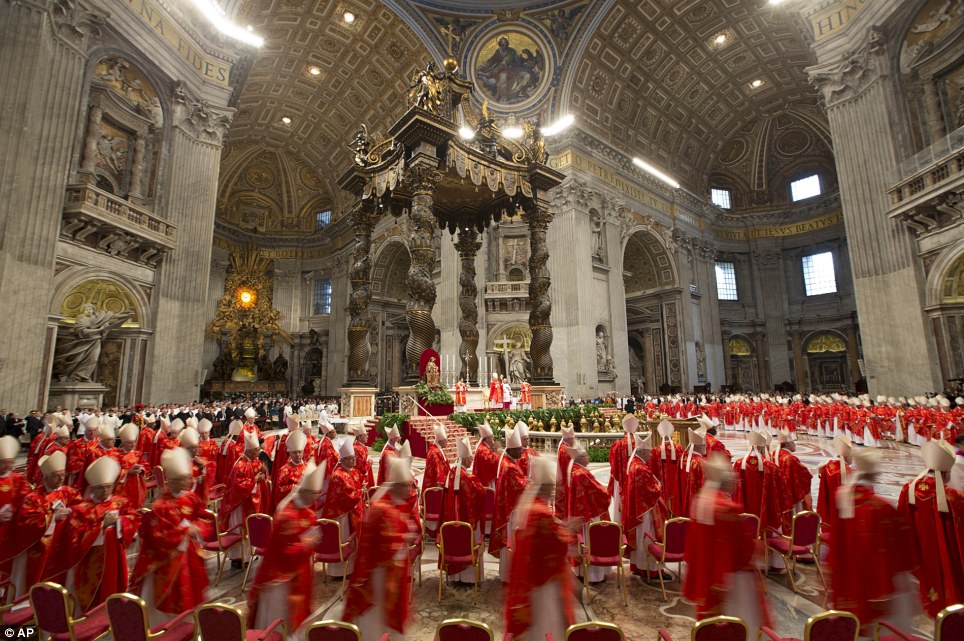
107, 432, 934, 640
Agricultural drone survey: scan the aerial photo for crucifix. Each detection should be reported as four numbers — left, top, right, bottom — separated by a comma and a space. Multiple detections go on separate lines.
439, 22, 461, 56
493, 336, 514, 377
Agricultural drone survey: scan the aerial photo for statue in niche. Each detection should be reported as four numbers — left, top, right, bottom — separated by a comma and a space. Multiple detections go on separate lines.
424, 357, 441, 387
508, 340, 531, 384
696, 341, 707, 381
605, 357, 617, 380
272, 353, 288, 382
54, 304, 133, 383
596, 331, 609, 371
589, 210, 604, 261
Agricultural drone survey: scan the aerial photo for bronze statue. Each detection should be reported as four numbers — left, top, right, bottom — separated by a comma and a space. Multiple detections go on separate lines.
408, 61, 444, 114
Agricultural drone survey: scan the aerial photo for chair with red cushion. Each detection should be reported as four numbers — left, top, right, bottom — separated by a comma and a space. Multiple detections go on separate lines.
307, 619, 391, 641
737, 512, 761, 539
196, 602, 285, 641
30, 582, 111, 641
0, 593, 34, 627
198, 509, 244, 586
154, 465, 167, 495
437, 521, 484, 603
208, 483, 227, 513
106, 593, 195, 641
484, 487, 496, 536
315, 518, 357, 597
558, 621, 624, 641
764, 510, 824, 593
875, 603, 963, 641
658, 615, 748, 641
760, 609, 859, 641
242, 513, 274, 591
436, 618, 493, 641
421, 487, 444, 538
645, 517, 690, 601
578, 520, 627, 606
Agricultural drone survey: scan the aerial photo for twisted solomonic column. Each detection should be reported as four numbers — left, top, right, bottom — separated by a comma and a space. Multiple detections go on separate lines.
346, 203, 378, 385
454, 227, 481, 385
524, 204, 555, 384
403, 163, 441, 383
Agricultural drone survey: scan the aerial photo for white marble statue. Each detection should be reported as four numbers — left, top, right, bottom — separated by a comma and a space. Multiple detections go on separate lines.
55, 304, 133, 383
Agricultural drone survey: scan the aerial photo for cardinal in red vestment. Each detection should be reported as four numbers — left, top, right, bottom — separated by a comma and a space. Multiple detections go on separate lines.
376, 425, 401, 486
504, 458, 575, 641
129, 448, 211, 626
566, 447, 612, 583
554, 426, 576, 518
423, 424, 451, 491
66, 417, 100, 490
515, 421, 537, 478
898, 440, 964, 616
817, 435, 854, 544
52, 456, 139, 613
488, 373, 503, 408
26, 415, 58, 486
321, 437, 364, 577
455, 378, 468, 411
679, 426, 708, 520
490, 428, 528, 582
343, 457, 418, 641
247, 461, 326, 633
830, 449, 916, 631
519, 380, 532, 409
609, 414, 639, 524
219, 431, 270, 567
271, 415, 301, 492
732, 431, 789, 535
272, 430, 308, 510
684, 454, 771, 631
0, 436, 30, 583
623, 432, 669, 577
3, 452, 80, 598
651, 420, 684, 516
196, 419, 220, 482
216, 420, 244, 484
149, 417, 180, 473
352, 425, 375, 489
111, 424, 148, 510
771, 430, 813, 530
316, 424, 339, 482
438, 437, 486, 582
472, 422, 500, 488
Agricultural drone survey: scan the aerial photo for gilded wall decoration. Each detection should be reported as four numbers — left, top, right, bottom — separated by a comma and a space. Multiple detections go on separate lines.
534, 4, 586, 48
728, 337, 753, 356
940, 253, 964, 302
60, 279, 140, 327
900, 0, 964, 73
471, 29, 550, 108
94, 56, 162, 124
805, 332, 847, 354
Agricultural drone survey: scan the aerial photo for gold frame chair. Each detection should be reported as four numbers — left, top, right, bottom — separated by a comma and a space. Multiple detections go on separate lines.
874, 603, 962, 641
436, 618, 494, 641
306, 619, 362, 641
580, 520, 628, 606
316, 517, 357, 597
566, 620, 625, 641
241, 512, 273, 592
645, 516, 691, 601
764, 510, 825, 593
194, 602, 286, 641
437, 521, 484, 603
105, 593, 194, 641
692, 615, 748, 641
29, 582, 110, 641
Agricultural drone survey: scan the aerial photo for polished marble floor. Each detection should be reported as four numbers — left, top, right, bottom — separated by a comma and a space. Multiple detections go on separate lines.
107, 431, 935, 639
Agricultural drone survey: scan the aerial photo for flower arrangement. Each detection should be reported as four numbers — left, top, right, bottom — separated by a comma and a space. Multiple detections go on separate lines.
414, 379, 454, 405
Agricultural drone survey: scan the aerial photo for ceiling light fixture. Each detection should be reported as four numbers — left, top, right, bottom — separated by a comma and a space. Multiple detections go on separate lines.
344, 11, 355, 24
715, 34, 727, 45
189, 0, 264, 47
281, 116, 292, 125
632, 157, 680, 189
502, 126, 524, 139
750, 79, 764, 88
541, 114, 574, 136
308, 66, 321, 76
458, 126, 475, 141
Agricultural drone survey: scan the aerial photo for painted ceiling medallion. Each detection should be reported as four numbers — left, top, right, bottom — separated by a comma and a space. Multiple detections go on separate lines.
469, 27, 552, 110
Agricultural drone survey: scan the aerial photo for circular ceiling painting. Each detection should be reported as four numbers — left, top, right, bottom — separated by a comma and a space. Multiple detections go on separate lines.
470, 28, 551, 109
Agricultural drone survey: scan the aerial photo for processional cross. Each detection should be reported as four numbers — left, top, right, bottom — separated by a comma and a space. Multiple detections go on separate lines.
439, 23, 461, 56
493, 336, 514, 376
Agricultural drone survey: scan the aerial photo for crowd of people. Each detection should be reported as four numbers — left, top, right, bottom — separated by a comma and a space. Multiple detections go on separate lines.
0, 392, 962, 640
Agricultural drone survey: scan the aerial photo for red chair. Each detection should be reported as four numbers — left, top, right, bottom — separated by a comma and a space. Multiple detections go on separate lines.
646, 517, 690, 601
0, 594, 34, 626
437, 521, 484, 602
764, 511, 824, 593
659, 615, 748, 641
738, 512, 761, 539
421, 487, 444, 538
105, 593, 195, 641
208, 483, 227, 513
484, 487, 496, 536
306, 619, 392, 641
242, 513, 274, 591
196, 603, 285, 641
579, 520, 628, 606
551, 621, 624, 641
154, 465, 167, 495
315, 518, 357, 597
198, 509, 244, 586
30, 582, 111, 641
436, 618, 493, 641
875, 603, 963, 641
760, 610, 859, 641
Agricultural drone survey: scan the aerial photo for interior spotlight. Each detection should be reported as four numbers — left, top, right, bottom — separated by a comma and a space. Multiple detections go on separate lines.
344, 11, 355, 24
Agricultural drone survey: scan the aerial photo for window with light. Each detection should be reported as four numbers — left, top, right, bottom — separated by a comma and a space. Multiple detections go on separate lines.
715, 261, 738, 300
313, 278, 332, 315
315, 210, 331, 230
711, 188, 731, 210
790, 174, 821, 202
802, 252, 837, 296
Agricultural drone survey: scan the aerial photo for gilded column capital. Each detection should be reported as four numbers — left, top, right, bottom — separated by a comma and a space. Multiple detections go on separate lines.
402, 163, 442, 194
521, 204, 553, 230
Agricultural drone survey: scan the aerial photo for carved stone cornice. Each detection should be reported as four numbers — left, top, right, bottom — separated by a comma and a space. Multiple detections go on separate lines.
548, 178, 592, 212
173, 84, 234, 146
807, 28, 888, 108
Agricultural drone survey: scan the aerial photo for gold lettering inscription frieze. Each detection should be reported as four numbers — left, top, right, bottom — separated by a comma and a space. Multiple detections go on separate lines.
123, 0, 232, 87
809, 0, 870, 41
550, 150, 675, 217
712, 212, 843, 240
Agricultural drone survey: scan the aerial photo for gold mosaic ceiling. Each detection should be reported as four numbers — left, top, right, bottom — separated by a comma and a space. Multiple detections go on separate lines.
220, 0, 824, 232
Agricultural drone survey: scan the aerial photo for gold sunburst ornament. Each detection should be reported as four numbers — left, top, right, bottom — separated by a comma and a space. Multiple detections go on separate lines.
235, 286, 257, 309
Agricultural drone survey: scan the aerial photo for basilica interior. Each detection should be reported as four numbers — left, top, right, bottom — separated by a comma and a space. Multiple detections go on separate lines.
2, 0, 963, 411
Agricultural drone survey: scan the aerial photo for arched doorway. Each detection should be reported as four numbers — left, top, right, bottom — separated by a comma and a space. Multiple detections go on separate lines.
622, 230, 682, 393
804, 331, 849, 392
371, 240, 411, 389
726, 335, 759, 391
